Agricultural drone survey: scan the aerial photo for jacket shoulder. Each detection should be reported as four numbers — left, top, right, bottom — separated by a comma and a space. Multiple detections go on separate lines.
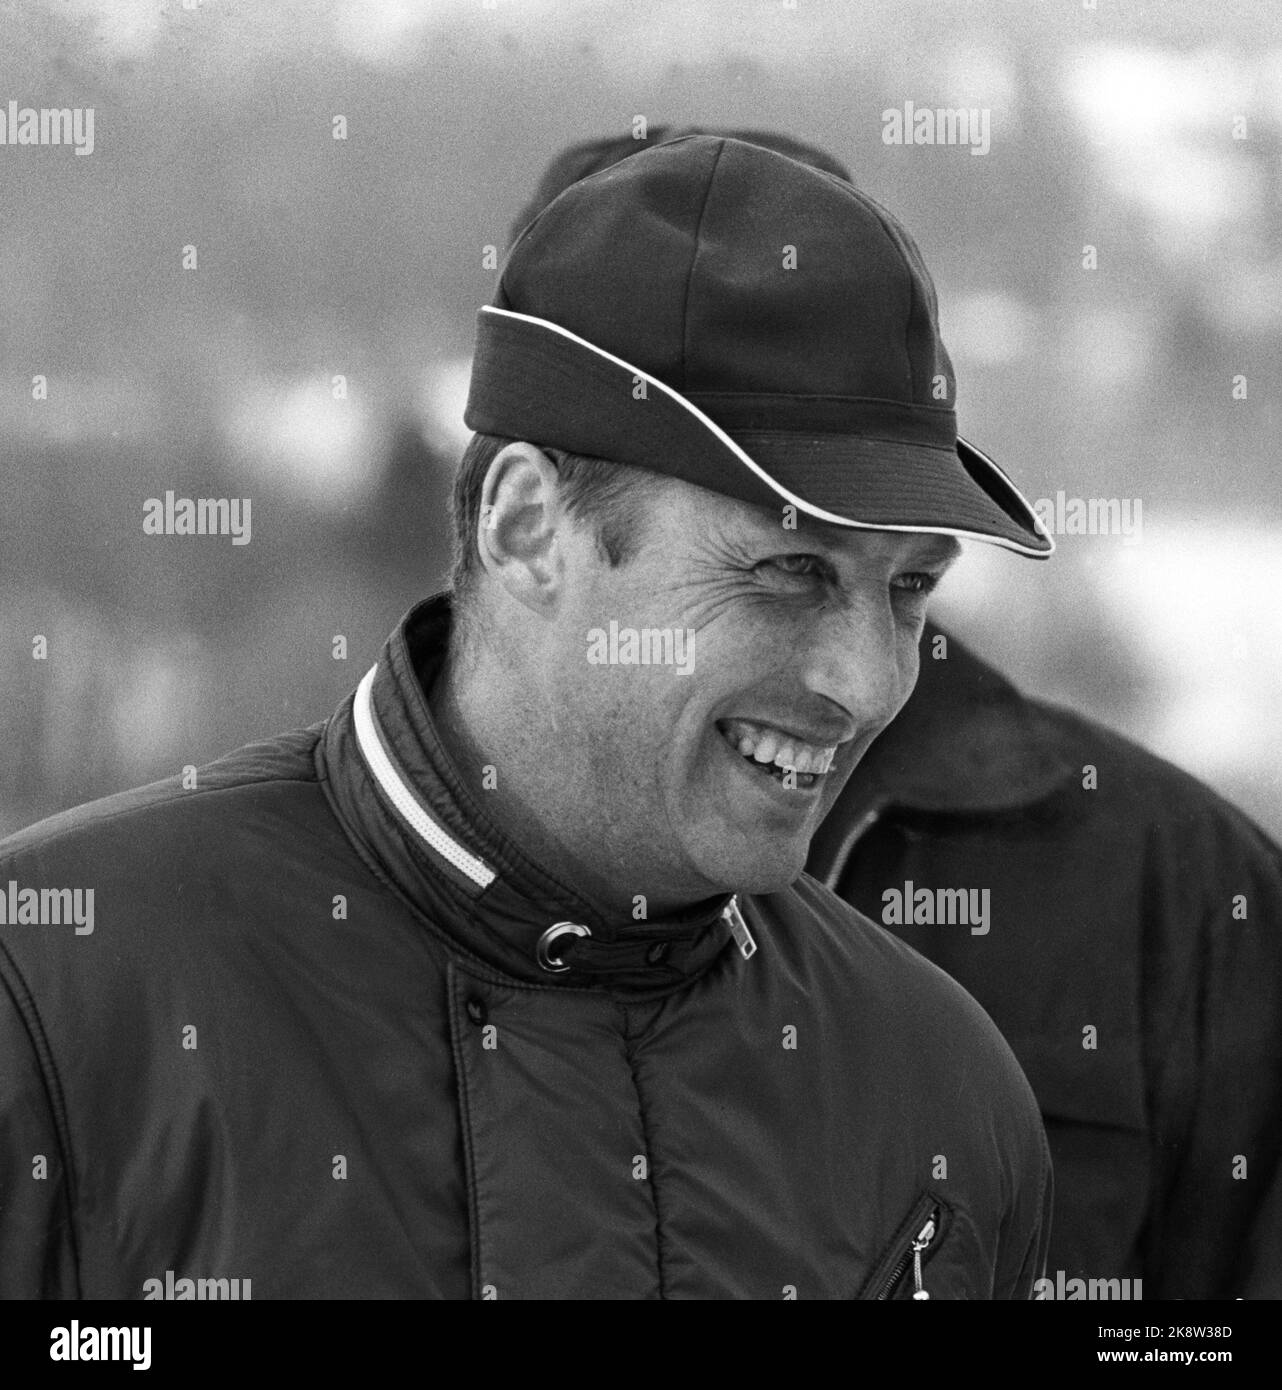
1037, 696, 1266, 798
759, 872, 1040, 1087
1030, 698, 1282, 861
773, 870, 985, 989
0, 724, 325, 864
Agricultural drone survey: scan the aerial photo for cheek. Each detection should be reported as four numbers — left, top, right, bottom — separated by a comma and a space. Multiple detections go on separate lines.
568, 672, 689, 777
680, 591, 808, 685
610, 676, 721, 798
892, 638, 922, 711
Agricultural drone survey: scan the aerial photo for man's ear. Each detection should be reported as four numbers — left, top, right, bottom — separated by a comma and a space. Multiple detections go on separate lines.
476, 442, 567, 614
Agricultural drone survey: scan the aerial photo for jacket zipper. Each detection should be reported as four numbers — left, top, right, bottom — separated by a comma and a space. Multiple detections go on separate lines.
876, 1208, 939, 1300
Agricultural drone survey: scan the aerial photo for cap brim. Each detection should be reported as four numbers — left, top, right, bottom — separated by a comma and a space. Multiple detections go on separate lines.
465, 307, 1053, 557
734, 431, 1053, 556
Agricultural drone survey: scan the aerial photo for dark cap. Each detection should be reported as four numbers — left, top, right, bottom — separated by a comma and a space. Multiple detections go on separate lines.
464, 133, 1052, 557
506, 124, 855, 246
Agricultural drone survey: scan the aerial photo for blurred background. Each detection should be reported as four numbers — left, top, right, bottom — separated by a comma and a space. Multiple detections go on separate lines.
2, 0, 1280, 840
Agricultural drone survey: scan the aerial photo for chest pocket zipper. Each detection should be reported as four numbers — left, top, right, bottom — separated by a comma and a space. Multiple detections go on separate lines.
877, 1209, 939, 1300
864, 1195, 945, 1300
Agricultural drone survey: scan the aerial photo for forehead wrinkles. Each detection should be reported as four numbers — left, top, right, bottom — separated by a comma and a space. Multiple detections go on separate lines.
685, 498, 785, 555
774, 509, 958, 565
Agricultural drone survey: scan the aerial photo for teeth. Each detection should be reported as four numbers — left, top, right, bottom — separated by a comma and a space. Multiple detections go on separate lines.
801, 746, 837, 774
752, 733, 780, 765
774, 741, 798, 769
721, 718, 838, 775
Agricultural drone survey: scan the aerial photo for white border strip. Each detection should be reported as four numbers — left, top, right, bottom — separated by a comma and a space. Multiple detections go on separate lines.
481, 305, 1054, 557
353, 665, 496, 890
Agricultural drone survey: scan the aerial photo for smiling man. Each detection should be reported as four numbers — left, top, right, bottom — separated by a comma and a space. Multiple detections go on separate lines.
0, 135, 1053, 1299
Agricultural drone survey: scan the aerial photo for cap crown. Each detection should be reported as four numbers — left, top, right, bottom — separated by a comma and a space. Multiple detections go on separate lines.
497, 134, 955, 413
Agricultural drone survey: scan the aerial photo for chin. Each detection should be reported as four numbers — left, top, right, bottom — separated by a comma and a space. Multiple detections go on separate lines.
698, 837, 810, 897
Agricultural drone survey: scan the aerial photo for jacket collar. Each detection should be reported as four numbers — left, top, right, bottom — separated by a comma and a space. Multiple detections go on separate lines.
319, 594, 743, 991
806, 624, 1077, 887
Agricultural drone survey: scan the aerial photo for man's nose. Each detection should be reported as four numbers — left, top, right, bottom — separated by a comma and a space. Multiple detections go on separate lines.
797, 592, 913, 734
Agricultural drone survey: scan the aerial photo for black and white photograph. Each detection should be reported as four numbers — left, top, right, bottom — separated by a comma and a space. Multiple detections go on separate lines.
0, 0, 1277, 1361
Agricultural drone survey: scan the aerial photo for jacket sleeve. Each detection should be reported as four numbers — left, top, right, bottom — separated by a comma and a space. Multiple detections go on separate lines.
0, 944, 79, 1298
998, 1115, 1055, 1299
1148, 807, 1282, 1299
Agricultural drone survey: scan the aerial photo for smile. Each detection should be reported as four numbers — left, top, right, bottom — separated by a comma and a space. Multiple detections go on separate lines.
715, 718, 839, 790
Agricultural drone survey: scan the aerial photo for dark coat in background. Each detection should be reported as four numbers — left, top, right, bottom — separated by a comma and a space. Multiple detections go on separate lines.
808, 625, 1282, 1299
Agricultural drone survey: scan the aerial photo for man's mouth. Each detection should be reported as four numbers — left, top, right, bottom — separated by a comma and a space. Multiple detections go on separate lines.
715, 718, 839, 790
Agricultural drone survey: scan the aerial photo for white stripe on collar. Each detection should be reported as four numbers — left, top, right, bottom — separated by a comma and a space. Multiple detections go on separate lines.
480, 304, 1052, 557
352, 664, 496, 890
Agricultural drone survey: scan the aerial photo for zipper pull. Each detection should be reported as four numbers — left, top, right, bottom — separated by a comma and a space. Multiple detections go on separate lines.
723, 896, 757, 960
911, 1215, 937, 1300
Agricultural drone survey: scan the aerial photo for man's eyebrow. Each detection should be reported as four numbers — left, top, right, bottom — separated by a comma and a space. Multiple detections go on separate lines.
908, 536, 964, 566
733, 515, 964, 568
805, 525, 963, 566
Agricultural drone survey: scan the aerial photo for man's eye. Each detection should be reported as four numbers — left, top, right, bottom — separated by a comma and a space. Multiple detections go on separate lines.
892, 572, 942, 595
763, 554, 827, 579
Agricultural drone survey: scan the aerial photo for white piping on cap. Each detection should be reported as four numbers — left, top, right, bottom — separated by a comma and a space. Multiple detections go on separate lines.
481, 305, 1054, 557
353, 664, 496, 890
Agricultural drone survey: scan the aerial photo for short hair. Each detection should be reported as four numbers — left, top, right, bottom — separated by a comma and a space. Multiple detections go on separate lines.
448, 432, 661, 606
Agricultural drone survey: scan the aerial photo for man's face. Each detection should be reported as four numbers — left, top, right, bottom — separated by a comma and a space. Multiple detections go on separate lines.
533, 474, 961, 904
